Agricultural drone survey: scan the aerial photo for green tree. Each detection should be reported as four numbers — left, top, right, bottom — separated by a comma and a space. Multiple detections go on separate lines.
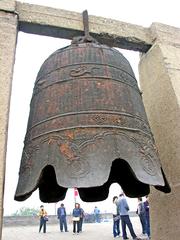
12, 207, 39, 216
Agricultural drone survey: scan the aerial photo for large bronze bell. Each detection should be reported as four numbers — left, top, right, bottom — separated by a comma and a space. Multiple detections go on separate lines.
15, 11, 170, 203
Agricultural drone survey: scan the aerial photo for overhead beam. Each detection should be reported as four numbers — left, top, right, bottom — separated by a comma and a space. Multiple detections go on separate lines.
16, 2, 152, 52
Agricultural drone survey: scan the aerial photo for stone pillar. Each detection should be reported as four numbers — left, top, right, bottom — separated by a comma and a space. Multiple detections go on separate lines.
0, 1, 17, 238
139, 23, 180, 240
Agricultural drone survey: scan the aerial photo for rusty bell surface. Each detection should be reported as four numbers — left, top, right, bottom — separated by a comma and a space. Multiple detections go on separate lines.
15, 39, 170, 202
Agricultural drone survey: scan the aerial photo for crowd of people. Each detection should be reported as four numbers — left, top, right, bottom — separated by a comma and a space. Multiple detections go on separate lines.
112, 193, 150, 240
38, 203, 85, 235
38, 193, 150, 240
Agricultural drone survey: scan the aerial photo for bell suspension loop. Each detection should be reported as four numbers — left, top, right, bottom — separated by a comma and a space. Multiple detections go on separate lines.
71, 10, 97, 44
83, 10, 90, 39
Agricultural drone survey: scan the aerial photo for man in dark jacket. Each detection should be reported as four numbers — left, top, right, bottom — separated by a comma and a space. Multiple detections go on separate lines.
144, 196, 150, 238
78, 204, 85, 232
57, 203, 68, 232
137, 197, 147, 235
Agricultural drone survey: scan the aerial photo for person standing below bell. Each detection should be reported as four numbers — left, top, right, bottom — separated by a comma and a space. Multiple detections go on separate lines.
136, 197, 147, 236
38, 205, 48, 233
78, 204, 85, 232
112, 196, 121, 238
57, 203, 68, 232
117, 192, 141, 240
94, 206, 100, 223
72, 203, 81, 234
144, 196, 150, 238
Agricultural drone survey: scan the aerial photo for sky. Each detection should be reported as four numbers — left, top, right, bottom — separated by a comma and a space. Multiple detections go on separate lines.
3, 0, 180, 216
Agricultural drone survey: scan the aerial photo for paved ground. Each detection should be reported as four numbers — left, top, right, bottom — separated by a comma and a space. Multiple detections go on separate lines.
2, 217, 149, 240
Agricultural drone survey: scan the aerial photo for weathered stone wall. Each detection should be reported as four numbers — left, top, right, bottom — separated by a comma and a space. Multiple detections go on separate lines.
3, 214, 110, 227
0, 3, 18, 239
3, 212, 136, 227
139, 24, 180, 240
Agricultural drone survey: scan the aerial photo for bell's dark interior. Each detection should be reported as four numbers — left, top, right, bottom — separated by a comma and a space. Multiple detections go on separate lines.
38, 159, 151, 203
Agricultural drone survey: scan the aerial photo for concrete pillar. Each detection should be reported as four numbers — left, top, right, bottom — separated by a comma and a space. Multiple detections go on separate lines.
0, 2, 18, 238
139, 23, 180, 240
